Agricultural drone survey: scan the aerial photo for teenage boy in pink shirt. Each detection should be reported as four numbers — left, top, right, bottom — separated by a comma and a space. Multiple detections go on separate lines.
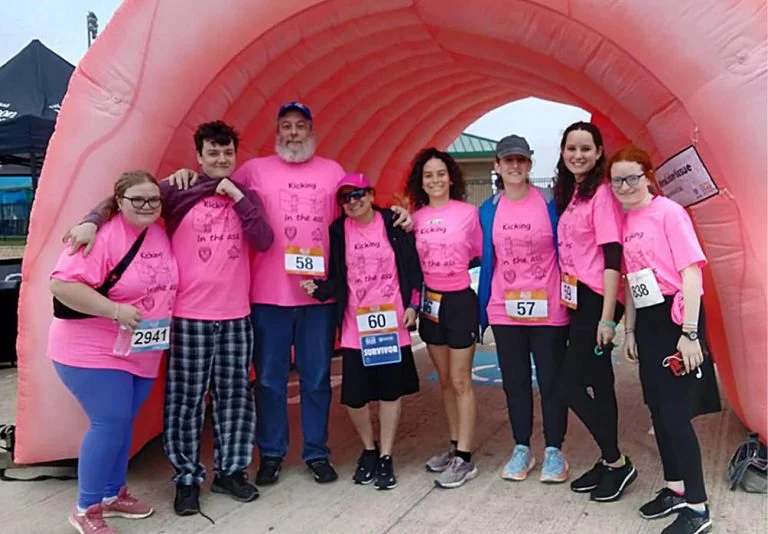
165, 102, 412, 485
64, 121, 273, 515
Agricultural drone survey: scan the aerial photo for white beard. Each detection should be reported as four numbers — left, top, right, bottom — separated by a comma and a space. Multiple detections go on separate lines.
275, 134, 316, 164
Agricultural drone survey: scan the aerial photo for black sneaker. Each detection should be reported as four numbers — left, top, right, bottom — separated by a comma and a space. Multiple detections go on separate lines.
570, 461, 608, 493
174, 483, 200, 516
374, 456, 397, 490
590, 456, 638, 502
307, 458, 338, 483
211, 471, 260, 502
353, 447, 379, 485
639, 488, 688, 519
255, 456, 283, 486
661, 506, 712, 534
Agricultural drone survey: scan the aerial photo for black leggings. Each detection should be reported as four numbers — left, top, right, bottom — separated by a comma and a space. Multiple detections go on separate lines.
563, 283, 623, 464
493, 325, 569, 448
650, 403, 707, 503
636, 298, 716, 504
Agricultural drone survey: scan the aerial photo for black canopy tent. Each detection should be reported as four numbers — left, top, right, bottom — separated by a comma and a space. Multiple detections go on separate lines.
0, 40, 74, 194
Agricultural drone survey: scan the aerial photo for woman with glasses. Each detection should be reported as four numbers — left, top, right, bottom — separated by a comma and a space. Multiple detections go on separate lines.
49, 170, 178, 534
406, 148, 482, 489
477, 135, 570, 484
300, 173, 422, 490
610, 146, 719, 534
554, 122, 636, 502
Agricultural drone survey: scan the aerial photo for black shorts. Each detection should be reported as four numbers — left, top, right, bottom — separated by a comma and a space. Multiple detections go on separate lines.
341, 345, 419, 409
418, 286, 479, 349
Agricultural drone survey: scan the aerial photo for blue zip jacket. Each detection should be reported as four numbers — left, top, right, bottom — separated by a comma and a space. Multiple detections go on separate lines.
477, 187, 560, 335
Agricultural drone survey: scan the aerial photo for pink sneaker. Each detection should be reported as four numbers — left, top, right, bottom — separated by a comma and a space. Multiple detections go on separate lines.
68, 504, 116, 534
101, 487, 154, 519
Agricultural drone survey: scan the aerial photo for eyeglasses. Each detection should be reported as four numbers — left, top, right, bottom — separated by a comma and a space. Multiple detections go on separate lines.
610, 174, 644, 187
122, 196, 162, 209
340, 188, 370, 205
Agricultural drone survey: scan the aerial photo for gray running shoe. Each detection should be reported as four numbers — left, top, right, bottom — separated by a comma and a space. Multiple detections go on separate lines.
425, 445, 456, 473
434, 456, 479, 489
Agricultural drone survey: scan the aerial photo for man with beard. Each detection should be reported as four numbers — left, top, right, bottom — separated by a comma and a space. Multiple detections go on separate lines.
168, 102, 412, 485
62, 121, 274, 515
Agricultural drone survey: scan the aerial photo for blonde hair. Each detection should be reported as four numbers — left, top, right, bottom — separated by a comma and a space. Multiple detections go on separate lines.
99, 170, 160, 219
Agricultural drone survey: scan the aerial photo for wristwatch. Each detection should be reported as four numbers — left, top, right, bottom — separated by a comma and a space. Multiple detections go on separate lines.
681, 330, 698, 341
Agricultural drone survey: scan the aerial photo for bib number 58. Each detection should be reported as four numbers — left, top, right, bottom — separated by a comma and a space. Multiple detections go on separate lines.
295, 256, 314, 271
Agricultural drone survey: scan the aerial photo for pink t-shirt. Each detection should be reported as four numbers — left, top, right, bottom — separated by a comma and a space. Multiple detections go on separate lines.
48, 215, 178, 378
623, 195, 706, 296
557, 182, 623, 296
340, 213, 411, 349
171, 195, 250, 320
488, 189, 569, 326
233, 155, 345, 306
412, 200, 481, 291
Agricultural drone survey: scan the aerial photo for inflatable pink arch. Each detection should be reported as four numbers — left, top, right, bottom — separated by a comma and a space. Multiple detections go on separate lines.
15, 0, 767, 463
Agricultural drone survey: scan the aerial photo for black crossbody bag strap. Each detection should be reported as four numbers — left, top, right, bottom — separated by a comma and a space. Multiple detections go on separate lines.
52, 228, 148, 319
95, 228, 148, 295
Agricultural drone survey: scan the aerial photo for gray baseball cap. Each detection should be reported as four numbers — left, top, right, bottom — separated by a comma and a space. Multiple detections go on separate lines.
496, 135, 533, 159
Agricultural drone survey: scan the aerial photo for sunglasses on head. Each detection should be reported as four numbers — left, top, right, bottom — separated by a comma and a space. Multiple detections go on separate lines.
611, 173, 644, 187
340, 188, 370, 205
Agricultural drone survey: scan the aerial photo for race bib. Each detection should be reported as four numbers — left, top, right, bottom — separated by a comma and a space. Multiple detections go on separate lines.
131, 318, 171, 353
627, 268, 664, 309
422, 291, 442, 323
505, 290, 548, 321
357, 304, 401, 367
560, 274, 578, 310
356, 304, 398, 335
284, 246, 325, 276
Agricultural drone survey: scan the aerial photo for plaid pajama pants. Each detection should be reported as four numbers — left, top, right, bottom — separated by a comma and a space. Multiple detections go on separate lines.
163, 316, 255, 486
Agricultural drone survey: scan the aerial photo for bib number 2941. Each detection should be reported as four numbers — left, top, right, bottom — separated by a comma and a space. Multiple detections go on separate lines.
131, 318, 171, 353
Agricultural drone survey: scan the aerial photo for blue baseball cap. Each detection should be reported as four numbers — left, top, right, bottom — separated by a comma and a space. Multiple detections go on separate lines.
278, 101, 313, 122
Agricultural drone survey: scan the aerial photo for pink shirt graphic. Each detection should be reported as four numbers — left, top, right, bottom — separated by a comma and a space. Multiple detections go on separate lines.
412, 200, 481, 292
171, 195, 250, 320
48, 215, 179, 378
341, 213, 411, 349
557, 183, 623, 296
623, 195, 706, 297
233, 155, 345, 306
488, 189, 569, 326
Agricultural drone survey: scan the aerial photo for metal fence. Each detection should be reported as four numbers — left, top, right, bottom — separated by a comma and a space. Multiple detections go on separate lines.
0, 201, 30, 239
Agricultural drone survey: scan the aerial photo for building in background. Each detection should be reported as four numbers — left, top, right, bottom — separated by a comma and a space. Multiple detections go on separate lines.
447, 133, 498, 206
447, 132, 555, 207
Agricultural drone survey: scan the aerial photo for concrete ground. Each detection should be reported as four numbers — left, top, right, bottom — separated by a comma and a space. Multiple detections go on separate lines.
0, 334, 766, 534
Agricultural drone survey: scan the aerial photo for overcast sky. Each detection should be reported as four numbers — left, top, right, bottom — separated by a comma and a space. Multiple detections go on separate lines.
0, 1, 589, 175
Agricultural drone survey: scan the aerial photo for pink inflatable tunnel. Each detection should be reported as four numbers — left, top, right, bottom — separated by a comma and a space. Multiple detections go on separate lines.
15, 0, 767, 463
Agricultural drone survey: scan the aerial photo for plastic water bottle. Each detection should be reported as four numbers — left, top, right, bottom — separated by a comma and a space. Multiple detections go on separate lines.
113, 325, 133, 356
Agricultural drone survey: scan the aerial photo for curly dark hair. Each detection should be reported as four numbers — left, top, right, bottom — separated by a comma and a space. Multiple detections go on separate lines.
553, 121, 606, 214
405, 147, 466, 210
194, 120, 239, 154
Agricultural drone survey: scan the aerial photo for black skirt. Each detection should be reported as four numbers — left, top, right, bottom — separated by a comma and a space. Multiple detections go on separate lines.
635, 296, 721, 418
340, 345, 419, 409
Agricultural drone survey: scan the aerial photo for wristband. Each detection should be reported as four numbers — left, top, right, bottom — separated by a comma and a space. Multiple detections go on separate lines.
624, 328, 635, 334
599, 319, 617, 329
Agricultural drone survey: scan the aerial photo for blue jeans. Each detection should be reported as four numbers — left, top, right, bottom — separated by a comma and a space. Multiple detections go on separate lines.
250, 303, 334, 461
53, 362, 154, 509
